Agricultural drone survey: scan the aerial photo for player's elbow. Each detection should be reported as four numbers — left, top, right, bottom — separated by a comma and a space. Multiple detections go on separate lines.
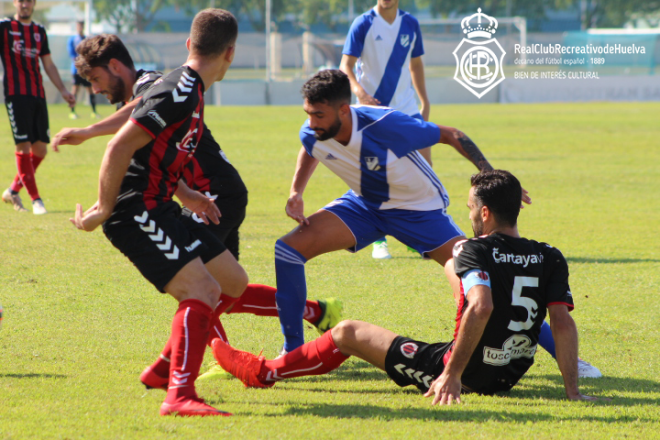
439, 126, 462, 145
472, 301, 493, 320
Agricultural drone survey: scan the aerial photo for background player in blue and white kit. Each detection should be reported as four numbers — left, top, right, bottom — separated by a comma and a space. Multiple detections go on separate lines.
340, 0, 431, 258
212, 170, 606, 403
67, 21, 97, 119
273, 69, 521, 355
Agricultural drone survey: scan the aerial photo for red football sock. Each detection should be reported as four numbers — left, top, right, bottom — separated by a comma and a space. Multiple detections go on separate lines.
259, 331, 349, 382
215, 293, 239, 316
207, 315, 228, 347
150, 342, 172, 379
14, 152, 40, 200
165, 299, 213, 404
229, 284, 323, 324
10, 153, 44, 193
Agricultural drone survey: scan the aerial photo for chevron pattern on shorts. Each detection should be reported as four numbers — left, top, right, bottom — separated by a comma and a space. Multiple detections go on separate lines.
134, 211, 180, 260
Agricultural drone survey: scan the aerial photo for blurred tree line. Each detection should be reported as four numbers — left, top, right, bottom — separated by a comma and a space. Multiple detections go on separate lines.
93, 0, 660, 33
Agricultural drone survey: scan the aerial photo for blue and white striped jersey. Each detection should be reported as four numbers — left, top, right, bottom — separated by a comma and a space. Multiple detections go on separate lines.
299, 106, 449, 211
343, 8, 424, 116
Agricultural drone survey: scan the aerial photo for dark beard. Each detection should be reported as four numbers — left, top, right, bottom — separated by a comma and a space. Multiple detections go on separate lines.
472, 221, 483, 237
313, 118, 342, 141
105, 74, 127, 104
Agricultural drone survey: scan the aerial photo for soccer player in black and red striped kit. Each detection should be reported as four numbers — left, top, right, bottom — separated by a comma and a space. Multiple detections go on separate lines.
212, 170, 607, 404
70, 9, 249, 417
1, 0, 75, 214
54, 33, 342, 384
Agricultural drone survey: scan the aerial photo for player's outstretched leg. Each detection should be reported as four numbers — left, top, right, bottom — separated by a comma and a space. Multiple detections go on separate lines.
227, 284, 343, 334
212, 330, 349, 388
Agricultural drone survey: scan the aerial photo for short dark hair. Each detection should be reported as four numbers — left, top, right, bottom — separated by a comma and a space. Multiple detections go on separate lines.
301, 69, 351, 105
75, 34, 134, 78
470, 170, 522, 227
190, 9, 238, 57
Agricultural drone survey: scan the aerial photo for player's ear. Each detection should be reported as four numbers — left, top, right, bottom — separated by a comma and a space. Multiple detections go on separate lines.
107, 58, 120, 75
480, 204, 490, 222
224, 45, 235, 63
186, 38, 191, 52
338, 102, 351, 117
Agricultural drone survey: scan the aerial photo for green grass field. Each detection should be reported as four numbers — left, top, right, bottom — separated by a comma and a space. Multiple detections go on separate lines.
1, 102, 659, 439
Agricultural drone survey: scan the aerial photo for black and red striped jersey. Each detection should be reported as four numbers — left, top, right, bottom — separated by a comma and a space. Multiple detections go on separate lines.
451, 233, 574, 394
114, 65, 205, 213
0, 17, 50, 98
128, 69, 247, 199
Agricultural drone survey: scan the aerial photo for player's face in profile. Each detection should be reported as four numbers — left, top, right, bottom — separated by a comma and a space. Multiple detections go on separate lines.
14, 0, 34, 20
303, 100, 342, 141
468, 187, 484, 237
86, 66, 126, 104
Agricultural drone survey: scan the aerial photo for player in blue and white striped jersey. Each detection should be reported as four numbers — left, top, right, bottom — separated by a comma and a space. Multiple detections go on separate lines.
340, 0, 431, 258
273, 70, 530, 354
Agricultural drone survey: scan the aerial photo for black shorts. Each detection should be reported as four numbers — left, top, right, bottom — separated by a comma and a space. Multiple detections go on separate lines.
384, 336, 453, 393
181, 192, 247, 260
5, 95, 49, 145
72, 73, 91, 87
103, 201, 221, 293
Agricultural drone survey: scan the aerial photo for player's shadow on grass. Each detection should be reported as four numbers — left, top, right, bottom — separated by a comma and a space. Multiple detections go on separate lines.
566, 257, 660, 264
268, 402, 649, 423
517, 374, 660, 405
0, 373, 67, 379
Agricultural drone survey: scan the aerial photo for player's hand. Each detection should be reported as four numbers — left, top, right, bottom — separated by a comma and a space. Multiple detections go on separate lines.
424, 373, 462, 406
286, 194, 308, 225
521, 187, 532, 208
62, 90, 76, 107
184, 192, 221, 225
566, 391, 610, 402
356, 90, 380, 106
70, 203, 107, 232
52, 127, 90, 152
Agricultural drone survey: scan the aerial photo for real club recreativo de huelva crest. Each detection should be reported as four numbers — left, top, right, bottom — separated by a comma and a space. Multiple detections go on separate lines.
453, 8, 506, 99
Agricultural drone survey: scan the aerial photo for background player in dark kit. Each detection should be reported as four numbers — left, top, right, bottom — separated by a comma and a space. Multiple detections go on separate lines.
1, 0, 75, 214
70, 9, 247, 417
212, 170, 605, 404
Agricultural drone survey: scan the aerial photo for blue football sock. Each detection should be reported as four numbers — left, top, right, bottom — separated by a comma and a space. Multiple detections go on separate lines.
538, 320, 556, 358
275, 240, 308, 352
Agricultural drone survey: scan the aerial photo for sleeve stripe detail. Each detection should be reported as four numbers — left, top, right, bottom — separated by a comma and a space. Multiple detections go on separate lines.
130, 118, 156, 139
547, 301, 575, 311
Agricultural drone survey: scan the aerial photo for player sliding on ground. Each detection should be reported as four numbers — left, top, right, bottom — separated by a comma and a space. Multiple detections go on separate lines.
274, 69, 600, 378
70, 9, 250, 417
214, 170, 606, 403
54, 33, 343, 385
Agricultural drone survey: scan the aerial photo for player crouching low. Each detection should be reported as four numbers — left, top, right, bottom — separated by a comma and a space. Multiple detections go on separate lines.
212, 170, 606, 404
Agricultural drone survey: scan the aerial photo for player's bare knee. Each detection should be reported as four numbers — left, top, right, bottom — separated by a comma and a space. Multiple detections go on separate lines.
223, 266, 248, 298
330, 320, 359, 353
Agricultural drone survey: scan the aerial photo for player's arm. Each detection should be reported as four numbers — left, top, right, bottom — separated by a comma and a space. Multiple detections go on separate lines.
437, 126, 531, 205
410, 56, 430, 122
438, 126, 493, 172
52, 99, 140, 151
410, 56, 432, 166
286, 146, 319, 225
40, 54, 75, 106
70, 121, 152, 232
424, 284, 493, 405
339, 54, 380, 106
174, 179, 221, 226
548, 304, 599, 401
